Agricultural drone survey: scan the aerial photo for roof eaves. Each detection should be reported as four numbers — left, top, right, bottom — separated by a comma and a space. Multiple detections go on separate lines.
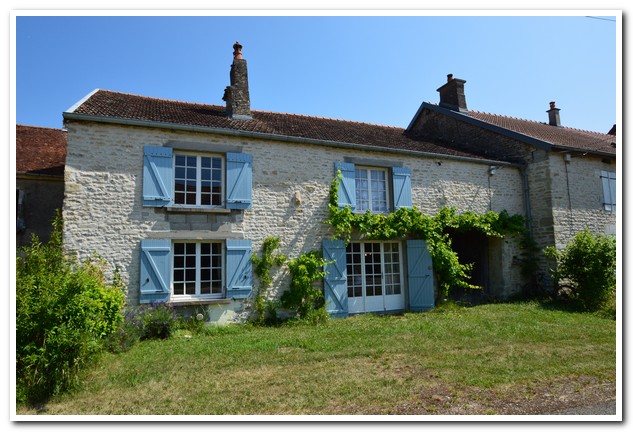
63, 112, 520, 167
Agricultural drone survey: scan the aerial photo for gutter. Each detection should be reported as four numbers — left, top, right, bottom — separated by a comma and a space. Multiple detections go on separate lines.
62, 111, 521, 168
17, 172, 64, 181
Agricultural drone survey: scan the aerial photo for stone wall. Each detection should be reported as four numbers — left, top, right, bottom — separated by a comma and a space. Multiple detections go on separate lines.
62, 121, 527, 321
547, 153, 617, 249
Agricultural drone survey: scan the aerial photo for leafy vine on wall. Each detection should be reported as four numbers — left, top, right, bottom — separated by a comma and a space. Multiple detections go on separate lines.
326, 170, 528, 298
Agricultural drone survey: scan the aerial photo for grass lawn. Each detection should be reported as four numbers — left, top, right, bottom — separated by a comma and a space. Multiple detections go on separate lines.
17, 301, 616, 416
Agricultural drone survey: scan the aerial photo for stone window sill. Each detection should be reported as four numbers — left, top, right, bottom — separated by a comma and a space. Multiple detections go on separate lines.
166, 207, 232, 214
169, 298, 233, 307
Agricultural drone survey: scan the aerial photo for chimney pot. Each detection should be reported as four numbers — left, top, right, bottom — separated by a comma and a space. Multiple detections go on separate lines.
447, 74, 453, 82
233, 41, 243, 60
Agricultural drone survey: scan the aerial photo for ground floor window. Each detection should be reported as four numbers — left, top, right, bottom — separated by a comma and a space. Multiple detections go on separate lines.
346, 241, 404, 313
172, 241, 223, 298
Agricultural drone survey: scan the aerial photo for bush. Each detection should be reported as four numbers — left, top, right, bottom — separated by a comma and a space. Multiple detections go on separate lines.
16, 217, 125, 403
105, 303, 179, 353
544, 229, 616, 312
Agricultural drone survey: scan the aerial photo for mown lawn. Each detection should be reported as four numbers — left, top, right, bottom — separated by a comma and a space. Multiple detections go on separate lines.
17, 301, 617, 416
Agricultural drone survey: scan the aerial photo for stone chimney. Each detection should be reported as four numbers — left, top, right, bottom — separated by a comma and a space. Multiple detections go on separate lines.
437, 74, 468, 112
547, 101, 561, 127
223, 41, 252, 120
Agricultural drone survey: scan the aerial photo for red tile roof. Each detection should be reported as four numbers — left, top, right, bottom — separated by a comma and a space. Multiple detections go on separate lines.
16, 125, 67, 176
466, 110, 616, 155
65, 90, 495, 161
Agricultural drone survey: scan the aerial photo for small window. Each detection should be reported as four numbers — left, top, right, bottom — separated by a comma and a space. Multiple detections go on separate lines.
16, 189, 25, 232
601, 171, 616, 212
355, 167, 389, 213
172, 241, 224, 298
174, 153, 224, 208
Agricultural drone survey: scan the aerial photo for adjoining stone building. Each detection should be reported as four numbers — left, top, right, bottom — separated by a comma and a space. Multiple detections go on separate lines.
59, 43, 616, 323
16, 125, 67, 247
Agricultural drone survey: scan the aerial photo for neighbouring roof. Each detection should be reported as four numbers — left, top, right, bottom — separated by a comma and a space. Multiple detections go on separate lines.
16, 125, 67, 176
416, 103, 616, 157
63, 89, 502, 162
466, 110, 616, 156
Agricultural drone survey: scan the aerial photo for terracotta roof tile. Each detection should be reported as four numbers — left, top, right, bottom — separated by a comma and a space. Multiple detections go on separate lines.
466, 110, 616, 155
67, 90, 493, 161
16, 125, 67, 176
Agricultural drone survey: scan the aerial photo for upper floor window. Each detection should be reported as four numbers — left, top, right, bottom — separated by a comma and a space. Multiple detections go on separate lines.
335, 161, 412, 213
143, 146, 252, 210
174, 153, 223, 207
601, 170, 616, 212
355, 167, 389, 213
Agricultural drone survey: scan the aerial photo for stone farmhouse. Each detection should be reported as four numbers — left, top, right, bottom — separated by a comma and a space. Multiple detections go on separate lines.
16, 125, 67, 247
58, 42, 616, 323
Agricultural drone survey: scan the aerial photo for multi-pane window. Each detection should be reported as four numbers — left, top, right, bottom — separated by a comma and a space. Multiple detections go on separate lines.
346, 242, 402, 299
355, 167, 388, 213
174, 154, 223, 207
173, 242, 223, 297
601, 170, 616, 212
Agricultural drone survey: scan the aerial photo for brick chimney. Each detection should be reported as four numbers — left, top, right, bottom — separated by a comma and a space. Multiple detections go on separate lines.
437, 74, 468, 112
547, 101, 561, 127
223, 41, 252, 120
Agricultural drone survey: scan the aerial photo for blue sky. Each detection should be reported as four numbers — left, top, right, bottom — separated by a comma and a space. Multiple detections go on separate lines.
15, 13, 619, 134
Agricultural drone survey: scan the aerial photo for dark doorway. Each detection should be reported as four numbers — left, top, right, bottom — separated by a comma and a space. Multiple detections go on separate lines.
445, 229, 489, 303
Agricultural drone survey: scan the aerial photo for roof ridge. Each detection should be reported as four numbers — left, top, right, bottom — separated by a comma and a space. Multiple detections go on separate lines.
16, 124, 66, 133
95, 89, 225, 109
467, 109, 612, 138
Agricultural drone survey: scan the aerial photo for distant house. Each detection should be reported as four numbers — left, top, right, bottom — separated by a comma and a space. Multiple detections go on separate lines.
59, 43, 616, 322
16, 125, 67, 246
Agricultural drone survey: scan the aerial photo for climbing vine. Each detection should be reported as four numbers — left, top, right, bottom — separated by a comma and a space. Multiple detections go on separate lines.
327, 170, 528, 298
281, 251, 330, 323
251, 237, 287, 325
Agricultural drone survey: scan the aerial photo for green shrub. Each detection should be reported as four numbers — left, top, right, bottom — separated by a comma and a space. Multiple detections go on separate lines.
16, 216, 125, 403
104, 303, 180, 353
544, 229, 616, 312
136, 303, 177, 340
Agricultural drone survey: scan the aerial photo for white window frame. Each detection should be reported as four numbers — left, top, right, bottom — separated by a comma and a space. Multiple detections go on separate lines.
601, 170, 616, 212
171, 241, 225, 300
355, 166, 390, 214
172, 151, 225, 208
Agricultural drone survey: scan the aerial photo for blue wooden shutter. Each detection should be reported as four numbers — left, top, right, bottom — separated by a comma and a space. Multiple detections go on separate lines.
226, 239, 253, 299
139, 239, 171, 304
601, 170, 616, 212
335, 162, 356, 211
407, 239, 434, 311
226, 153, 253, 210
392, 167, 413, 210
322, 239, 348, 318
143, 146, 173, 207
